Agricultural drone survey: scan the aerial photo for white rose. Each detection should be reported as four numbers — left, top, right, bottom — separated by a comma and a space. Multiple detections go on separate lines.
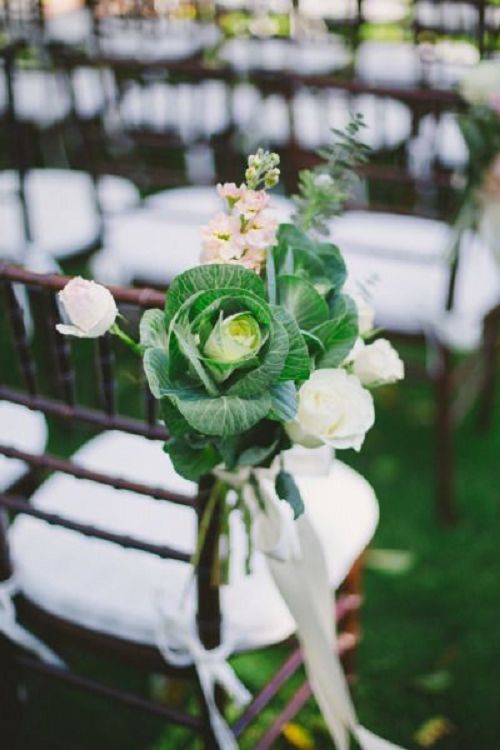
56, 277, 118, 338
285, 368, 375, 452
460, 60, 500, 106
352, 338, 404, 387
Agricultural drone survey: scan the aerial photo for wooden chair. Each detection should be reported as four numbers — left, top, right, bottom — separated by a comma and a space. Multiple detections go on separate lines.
0, 262, 378, 749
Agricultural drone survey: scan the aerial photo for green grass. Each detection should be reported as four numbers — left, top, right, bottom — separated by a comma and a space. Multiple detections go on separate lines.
11, 329, 500, 750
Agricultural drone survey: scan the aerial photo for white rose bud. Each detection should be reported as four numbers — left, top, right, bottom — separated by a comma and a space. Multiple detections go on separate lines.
56, 277, 118, 338
352, 338, 404, 387
285, 368, 375, 452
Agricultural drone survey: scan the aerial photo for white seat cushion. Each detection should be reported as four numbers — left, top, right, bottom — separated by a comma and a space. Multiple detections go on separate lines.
0, 403, 47, 491
9, 431, 378, 651
45, 7, 92, 46
0, 170, 139, 260
0, 69, 70, 127
329, 211, 500, 346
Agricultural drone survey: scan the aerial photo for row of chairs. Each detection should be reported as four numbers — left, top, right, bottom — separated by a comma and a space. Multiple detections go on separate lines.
3, 0, 500, 52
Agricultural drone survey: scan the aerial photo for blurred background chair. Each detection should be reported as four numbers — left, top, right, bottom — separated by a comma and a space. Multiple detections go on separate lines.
1, 0, 499, 515
0, 263, 377, 748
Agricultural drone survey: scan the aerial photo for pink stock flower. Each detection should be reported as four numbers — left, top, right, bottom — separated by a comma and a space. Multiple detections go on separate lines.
202, 184, 278, 274
217, 183, 244, 206
236, 187, 270, 216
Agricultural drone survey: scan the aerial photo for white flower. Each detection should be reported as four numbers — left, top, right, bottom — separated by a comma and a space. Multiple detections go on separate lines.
285, 369, 375, 451
345, 286, 375, 335
460, 60, 500, 106
56, 277, 118, 338
352, 338, 404, 387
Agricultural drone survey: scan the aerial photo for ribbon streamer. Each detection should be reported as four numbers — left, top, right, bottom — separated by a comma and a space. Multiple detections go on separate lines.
220, 464, 407, 750
0, 576, 65, 667
155, 599, 251, 750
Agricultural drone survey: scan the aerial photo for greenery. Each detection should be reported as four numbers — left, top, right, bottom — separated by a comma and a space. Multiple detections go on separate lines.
292, 116, 370, 236
19, 367, 500, 750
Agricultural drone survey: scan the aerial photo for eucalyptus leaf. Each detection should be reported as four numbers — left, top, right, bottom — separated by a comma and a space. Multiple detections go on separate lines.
275, 470, 305, 519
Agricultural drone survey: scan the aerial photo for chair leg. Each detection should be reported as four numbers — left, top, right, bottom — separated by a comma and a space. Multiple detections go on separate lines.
339, 556, 363, 679
435, 344, 457, 525
0, 636, 22, 748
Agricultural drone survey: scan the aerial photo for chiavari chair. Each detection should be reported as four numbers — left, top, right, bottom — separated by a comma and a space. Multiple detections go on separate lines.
0, 262, 378, 749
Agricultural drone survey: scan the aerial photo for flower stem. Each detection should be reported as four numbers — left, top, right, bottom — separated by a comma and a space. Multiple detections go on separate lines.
110, 323, 143, 355
190, 478, 225, 573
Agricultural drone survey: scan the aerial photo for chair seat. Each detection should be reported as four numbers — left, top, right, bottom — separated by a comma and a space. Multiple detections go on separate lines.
0, 402, 47, 491
329, 211, 500, 347
9, 432, 378, 652
0, 69, 70, 127
0, 169, 139, 261
45, 7, 93, 46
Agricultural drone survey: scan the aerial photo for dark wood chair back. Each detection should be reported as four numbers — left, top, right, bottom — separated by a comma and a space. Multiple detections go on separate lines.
0, 262, 222, 745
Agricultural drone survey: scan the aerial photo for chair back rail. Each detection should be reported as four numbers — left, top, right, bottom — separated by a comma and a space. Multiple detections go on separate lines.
0, 262, 222, 663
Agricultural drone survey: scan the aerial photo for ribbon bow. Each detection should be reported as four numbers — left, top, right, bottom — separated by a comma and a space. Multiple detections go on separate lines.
155, 598, 251, 750
0, 576, 65, 667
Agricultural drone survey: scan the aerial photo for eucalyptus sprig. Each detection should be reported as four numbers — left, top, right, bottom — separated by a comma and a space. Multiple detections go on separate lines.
292, 114, 370, 236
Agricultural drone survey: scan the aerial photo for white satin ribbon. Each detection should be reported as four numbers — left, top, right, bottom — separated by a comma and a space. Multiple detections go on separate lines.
154, 599, 251, 750
221, 465, 407, 750
0, 576, 65, 667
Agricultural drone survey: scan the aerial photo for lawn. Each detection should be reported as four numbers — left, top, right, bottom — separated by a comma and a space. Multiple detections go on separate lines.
14, 330, 500, 750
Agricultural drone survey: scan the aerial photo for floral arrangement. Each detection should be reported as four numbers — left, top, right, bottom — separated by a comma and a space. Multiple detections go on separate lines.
55, 129, 407, 750
451, 60, 500, 276
57, 142, 403, 521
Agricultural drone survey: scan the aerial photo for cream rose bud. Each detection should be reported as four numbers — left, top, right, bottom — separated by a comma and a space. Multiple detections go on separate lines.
56, 277, 118, 338
285, 369, 375, 452
352, 338, 404, 387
